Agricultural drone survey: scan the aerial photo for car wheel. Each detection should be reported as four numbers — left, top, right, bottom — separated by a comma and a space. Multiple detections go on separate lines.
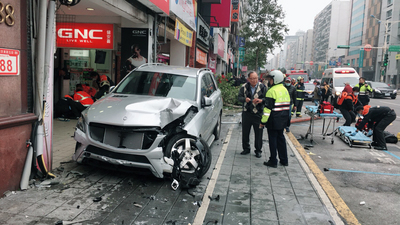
213, 113, 221, 140
391, 95, 396, 99
165, 134, 212, 178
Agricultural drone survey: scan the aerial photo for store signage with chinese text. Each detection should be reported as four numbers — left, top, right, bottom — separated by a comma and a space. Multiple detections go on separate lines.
238, 37, 245, 47
196, 48, 207, 65
210, 0, 231, 27
149, 0, 169, 15
0, 48, 19, 75
170, 0, 197, 31
217, 34, 225, 57
197, 16, 210, 48
56, 23, 114, 50
209, 53, 217, 72
175, 19, 193, 47
242, 66, 248, 72
231, 0, 239, 22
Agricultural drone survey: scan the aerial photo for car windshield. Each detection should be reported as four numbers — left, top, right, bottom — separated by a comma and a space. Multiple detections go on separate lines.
370, 82, 389, 88
114, 71, 197, 101
304, 83, 315, 90
334, 77, 359, 87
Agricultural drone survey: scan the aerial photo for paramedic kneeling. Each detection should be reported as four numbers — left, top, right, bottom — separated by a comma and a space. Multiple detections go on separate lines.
354, 106, 396, 150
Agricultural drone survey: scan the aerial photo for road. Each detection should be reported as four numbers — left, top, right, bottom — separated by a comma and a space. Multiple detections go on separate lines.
291, 97, 400, 225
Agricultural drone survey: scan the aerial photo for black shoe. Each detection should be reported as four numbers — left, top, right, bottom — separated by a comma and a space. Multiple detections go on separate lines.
255, 152, 262, 158
280, 162, 289, 166
263, 161, 277, 168
374, 146, 387, 151
285, 127, 290, 132
371, 142, 379, 147
240, 150, 250, 155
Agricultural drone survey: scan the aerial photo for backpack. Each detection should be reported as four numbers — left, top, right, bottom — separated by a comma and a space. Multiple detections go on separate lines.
319, 101, 334, 114
337, 92, 348, 106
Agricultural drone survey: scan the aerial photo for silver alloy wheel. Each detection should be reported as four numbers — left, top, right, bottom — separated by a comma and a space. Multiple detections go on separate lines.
170, 137, 200, 172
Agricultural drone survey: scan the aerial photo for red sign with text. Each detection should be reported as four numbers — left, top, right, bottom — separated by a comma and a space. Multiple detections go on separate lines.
0, 48, 19, 75
149, 0, 169, 15
56, 23, 114, 49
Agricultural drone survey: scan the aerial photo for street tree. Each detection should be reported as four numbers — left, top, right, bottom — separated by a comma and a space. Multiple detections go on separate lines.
241, 0, 288, 72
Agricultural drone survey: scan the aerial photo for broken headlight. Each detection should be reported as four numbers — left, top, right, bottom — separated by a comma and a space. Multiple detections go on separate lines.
76, 116, 86, 133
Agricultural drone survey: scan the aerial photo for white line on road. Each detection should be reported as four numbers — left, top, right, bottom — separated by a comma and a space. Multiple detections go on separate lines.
193, 125, 234, 225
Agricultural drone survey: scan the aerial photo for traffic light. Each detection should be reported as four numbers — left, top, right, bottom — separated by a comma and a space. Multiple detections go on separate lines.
383, 53, 389, 66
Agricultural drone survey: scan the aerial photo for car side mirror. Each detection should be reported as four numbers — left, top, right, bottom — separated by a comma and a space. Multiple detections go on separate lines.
109, 86, 115, 92
202, 96, 212, 107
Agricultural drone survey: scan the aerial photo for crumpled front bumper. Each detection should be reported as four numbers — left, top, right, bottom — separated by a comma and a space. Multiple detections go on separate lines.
73, 128, 172, 178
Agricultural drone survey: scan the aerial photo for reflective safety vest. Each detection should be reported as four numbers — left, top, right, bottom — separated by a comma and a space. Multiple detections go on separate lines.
74, 91, 94, 107
261, 83, 291, 130
355, 83, 372, 96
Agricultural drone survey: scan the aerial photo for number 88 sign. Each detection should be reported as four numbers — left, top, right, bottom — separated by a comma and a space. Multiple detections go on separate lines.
0, 48, 19, 75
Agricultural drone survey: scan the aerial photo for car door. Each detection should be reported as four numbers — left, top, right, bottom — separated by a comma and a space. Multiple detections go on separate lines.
199, 74, 213, 139
205, 73, 220, 139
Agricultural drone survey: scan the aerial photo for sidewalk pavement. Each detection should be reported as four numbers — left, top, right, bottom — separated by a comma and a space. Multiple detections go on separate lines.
0, 112, 339, 224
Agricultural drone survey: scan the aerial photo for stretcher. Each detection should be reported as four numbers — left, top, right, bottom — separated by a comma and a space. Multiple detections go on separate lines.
334, 126, 372, 148
304, 105, 343, 144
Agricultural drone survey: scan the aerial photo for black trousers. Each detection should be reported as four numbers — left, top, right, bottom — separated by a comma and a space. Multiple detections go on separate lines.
267, 128, 288, 164
296, 100, 303, 116
242, 111, 263, 153
358, 95, 370, 106
340, 108, 355, 126
373, 110, 396, 148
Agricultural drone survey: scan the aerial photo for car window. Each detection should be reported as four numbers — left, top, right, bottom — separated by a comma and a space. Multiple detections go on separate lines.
201, 76, 208, 97
371, 82, 389, 88
206, 74, 217, 96
114, 71, 197, 101
333, 77, 359, 87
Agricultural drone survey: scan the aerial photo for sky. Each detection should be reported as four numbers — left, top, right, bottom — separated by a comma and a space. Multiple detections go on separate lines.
271, 0, 336, 54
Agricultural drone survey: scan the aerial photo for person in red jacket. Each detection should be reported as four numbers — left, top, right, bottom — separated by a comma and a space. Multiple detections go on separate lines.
74, 84, 94, 107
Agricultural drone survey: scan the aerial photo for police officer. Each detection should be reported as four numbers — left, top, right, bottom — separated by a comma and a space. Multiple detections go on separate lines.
261, 70, 291, 167
354, 77, 373, 105
238, 71, 267, 158
284, 77, 297, 132
295, 76, 305, 117
354, 106, 396, 150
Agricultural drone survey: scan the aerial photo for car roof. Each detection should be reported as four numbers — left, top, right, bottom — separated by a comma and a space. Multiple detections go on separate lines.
135, 64, 211, 77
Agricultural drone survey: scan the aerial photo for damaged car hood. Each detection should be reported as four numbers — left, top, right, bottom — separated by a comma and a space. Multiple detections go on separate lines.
86, 94, 196, 128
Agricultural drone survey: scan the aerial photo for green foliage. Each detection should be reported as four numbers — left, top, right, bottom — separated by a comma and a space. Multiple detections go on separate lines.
217, 73, 241, 106
241, 0, 288, 71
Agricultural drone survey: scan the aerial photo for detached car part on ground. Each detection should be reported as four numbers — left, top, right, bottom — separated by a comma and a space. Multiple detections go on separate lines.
73, 65, 223, 189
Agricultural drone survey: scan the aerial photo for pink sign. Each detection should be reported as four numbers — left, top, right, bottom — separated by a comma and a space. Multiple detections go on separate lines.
218, 34, 225, 58
149, 0, 169, 15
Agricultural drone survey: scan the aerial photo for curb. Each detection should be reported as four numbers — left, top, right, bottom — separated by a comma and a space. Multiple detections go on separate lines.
286, 131, 361, 225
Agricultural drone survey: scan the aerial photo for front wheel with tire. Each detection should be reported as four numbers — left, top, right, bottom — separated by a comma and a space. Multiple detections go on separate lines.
391, 95, 396, 99
165, 133, 212, 178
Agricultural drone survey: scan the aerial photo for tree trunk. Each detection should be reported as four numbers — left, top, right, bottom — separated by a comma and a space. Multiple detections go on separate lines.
255, 48, 259, 73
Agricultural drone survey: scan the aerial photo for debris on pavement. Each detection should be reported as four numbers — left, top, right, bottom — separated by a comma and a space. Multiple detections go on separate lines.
290, 154, 295, 157
3, 190, 16, 197
55, 219, 88, 225
305, 144, 314, 148
318, 156, 322, 158
324, 168, 330, 171
149, 195, 156, 200
133, 203, 143, 208
307, 152, 316, 155
192, 201, 201, 207
66, 171, 84, 178
93, 197, 102, 202
208, 195, 220, 201
360, 201, 366, 205
40, 179, 60, 186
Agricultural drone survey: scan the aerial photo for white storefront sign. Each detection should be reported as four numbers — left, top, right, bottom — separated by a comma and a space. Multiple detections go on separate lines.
170, 0, 197, 31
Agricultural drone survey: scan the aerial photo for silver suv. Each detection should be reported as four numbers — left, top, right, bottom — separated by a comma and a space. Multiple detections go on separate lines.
73, 64, 222, 187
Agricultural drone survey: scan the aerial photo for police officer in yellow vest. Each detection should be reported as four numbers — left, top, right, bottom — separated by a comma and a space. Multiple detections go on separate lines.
354, 77, 373, 105
260, 70, 291, 168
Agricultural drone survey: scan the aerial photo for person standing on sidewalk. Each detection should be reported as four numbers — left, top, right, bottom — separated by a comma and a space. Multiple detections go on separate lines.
354, 77, 373, 105
354, 106, 396, 150
312, 80, 321, 106
284, 77, 297, 132
295, 77, 305, 117
261, 70, 291, 168
238, 71, 267, 158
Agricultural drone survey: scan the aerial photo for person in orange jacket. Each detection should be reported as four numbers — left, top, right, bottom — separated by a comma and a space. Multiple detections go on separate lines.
74, 84, 94, 107
61, 84, 94, 119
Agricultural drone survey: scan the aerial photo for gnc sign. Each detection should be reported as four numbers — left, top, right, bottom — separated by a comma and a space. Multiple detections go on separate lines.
56, 23, 114, 50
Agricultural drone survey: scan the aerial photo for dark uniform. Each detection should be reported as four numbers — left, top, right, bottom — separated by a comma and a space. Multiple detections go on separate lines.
295, 82, 305, 117
261, 83, 291, 167
356, 106, 396, 149
339, 93, 362, 126
285, 82, 297, 130
238, 82, 267, 155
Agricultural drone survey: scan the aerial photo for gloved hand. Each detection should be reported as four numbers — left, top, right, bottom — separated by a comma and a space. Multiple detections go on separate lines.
367, 130, 373, 137
350, 131, 358, 136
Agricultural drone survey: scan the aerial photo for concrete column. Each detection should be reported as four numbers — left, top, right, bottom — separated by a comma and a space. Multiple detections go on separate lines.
170, 39, 186, 66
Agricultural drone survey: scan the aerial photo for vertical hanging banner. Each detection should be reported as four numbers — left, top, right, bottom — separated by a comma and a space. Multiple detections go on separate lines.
359, 49, 364, 68
231, 0, 239, 22
121, 28, 149, 78
170, 0, 197, 31
174, 19, 193, 47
